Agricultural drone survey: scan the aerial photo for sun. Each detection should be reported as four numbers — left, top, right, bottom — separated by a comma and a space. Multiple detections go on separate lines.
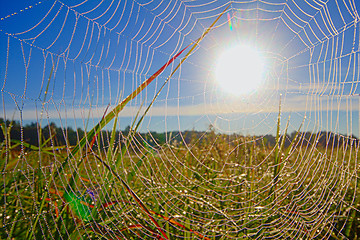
215, 44, 266, 96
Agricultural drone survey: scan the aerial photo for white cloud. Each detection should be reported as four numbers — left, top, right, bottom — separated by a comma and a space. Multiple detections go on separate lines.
2, 94, 358, 121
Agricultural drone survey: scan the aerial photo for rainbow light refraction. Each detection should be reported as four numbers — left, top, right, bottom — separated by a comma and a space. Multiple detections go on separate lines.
227, 12, 233, 31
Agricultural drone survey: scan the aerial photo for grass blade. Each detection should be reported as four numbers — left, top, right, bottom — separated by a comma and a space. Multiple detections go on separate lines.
149, 210, 211, 240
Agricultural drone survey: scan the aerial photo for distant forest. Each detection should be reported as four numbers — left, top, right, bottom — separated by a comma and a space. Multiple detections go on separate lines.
0, 118, 358, 149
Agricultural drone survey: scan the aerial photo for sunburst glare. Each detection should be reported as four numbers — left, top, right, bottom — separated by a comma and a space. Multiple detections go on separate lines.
215, 44, 267, 96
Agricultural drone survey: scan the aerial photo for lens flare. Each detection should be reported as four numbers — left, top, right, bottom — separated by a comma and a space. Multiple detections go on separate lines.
227, 12, 233, 31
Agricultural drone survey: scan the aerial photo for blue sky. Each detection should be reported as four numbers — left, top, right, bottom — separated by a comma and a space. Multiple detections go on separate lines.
1, 0, 359, 137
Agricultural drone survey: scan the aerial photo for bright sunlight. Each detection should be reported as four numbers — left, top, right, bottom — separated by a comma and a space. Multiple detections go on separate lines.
215, 44, 266, 95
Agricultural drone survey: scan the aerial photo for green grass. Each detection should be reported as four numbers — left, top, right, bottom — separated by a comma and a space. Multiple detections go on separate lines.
1, 121, 359, 239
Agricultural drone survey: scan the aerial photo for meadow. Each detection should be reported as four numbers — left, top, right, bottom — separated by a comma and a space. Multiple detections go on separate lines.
0, 116, 359, 239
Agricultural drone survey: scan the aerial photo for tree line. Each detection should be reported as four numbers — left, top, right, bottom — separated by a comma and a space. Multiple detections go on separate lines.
0, 118, 358, 149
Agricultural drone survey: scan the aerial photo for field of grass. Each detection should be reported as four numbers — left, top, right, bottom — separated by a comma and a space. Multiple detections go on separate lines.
1, 119, 359, 239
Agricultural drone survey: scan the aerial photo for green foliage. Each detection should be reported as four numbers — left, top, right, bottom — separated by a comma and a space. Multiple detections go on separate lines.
63, 191, 93, 222
1, 125, 359, 239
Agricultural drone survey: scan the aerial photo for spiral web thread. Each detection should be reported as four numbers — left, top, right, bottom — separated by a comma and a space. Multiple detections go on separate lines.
1, 0, 359, 239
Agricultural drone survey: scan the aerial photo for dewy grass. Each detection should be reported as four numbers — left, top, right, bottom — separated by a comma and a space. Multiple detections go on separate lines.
2, 119, 358, 238
93, 153, 169, 239
268, 96, 282, 201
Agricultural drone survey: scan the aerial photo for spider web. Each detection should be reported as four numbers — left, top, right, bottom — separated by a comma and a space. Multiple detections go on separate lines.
1, 0, 359, 239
